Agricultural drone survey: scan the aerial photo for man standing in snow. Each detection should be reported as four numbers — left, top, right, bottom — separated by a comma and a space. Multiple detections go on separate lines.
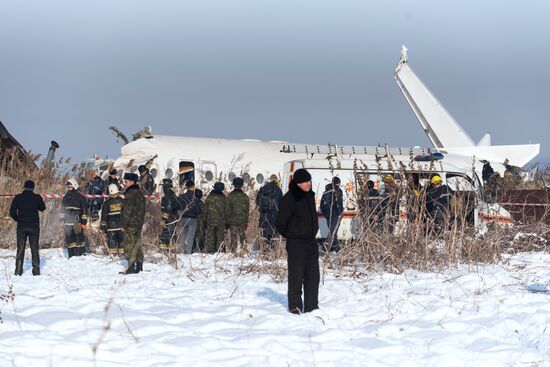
121, 172, 146, 274
276, 169, 320, 314
100, 184, 124, 256
256, 178, 283, 247
176, 180, 201, 254
320, 177, 344, 252
226, 177, 249, 252
10, 180, 46, 276
61, 179, 88, 258
204, 182, 227, 253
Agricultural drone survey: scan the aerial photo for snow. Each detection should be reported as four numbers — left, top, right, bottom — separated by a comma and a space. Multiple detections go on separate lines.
1, 249, 549, 367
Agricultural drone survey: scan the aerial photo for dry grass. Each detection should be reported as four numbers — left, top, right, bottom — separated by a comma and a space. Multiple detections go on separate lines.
2, 149, 549, 278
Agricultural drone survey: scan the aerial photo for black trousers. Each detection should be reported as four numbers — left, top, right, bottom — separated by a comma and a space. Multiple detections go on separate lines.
286, 239, 320, 313
15, 226, 40, 275
106, 230, 124, 254
64, 224, 86, 258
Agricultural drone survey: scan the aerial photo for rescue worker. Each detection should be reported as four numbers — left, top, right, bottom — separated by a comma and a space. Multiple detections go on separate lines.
105, 169, 122, 192
100, 184, 124, 256
226, 177, 250, 252
204, 182, 227, 253
159, 178, 180, 253
276, 169, 320, 314
379, 174, 400, 234
176, 180, 201, 254
255, 178, 283, 246
121, 172, 146, 274
193, 189, 206, 253
427, 174, 454, 233
9, 180, 46, 276
320, 177, 344, 252
85, 173, 105, 221
61, 178, 88, 258
138, 165, 155, 195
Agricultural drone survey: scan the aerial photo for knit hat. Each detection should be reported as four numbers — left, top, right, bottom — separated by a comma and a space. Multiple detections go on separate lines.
213, 182, 225, 192
232, 177, 244, 189
332, 177, 341, 186
292, 169, 312, 184
185, 180, 195, 189
109, 169, 117, 176
24, 180, 35, 191
138, 165, 147, 174
162, 178, 173, 188
123, 172, 139, 183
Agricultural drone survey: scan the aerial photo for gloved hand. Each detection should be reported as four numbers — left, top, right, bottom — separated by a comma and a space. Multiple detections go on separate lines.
160, 221, 167, 230
80, 224, 86, 231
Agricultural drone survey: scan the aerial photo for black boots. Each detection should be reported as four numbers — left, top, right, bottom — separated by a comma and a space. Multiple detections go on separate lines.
124, 261, 143, 274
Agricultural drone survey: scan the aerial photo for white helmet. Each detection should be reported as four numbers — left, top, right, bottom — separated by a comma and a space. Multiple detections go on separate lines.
108, 184, 120, 195
66, 178, 79, 190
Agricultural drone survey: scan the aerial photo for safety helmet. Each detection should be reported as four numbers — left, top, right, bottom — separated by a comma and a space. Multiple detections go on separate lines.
108, 184, 119, 195
66, 178, 79, 190
382, 174, 394, 181
431, 175, 443, 184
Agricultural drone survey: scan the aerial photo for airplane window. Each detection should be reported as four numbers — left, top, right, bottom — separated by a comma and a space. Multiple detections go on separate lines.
205, 170, 214, 181
229, 172, 236, 182
165, 169, 174, 179
269, 174, 278, 181
130, 166, 137, 173
242, 173, 250, 183
256, 174, 264, 184
116, 169, 123, 177
150, 168, 158, 178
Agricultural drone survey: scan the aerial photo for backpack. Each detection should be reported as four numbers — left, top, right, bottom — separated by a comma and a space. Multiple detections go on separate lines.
259, 186, 276, 213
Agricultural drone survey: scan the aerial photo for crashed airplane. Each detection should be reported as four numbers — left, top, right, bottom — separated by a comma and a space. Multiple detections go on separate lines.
113, 47, 540, 189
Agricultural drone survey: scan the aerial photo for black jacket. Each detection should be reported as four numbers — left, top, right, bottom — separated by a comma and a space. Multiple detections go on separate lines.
61, 189, 88, 225
276, 182, 318, 242
9, 190, 46, 228
320, 184, 344, 222
177, 190, 201, 219
161, 190, 181, 224
100, 197, 123, 231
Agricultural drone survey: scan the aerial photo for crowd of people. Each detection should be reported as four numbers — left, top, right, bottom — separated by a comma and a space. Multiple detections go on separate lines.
9, 165, 456, 314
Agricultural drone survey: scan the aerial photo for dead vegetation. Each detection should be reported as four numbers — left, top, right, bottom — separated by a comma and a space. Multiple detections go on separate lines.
1, 149, 549, 279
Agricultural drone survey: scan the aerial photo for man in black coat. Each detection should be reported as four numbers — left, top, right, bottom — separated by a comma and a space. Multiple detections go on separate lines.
10, 180, 46, 276
256, 178, 283, 246
61, 179, 88, 258
320, 177, 344, 252
276, 169, 320, 314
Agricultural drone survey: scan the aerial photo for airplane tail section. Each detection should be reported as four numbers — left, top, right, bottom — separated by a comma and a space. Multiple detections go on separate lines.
395, 46, 475, 149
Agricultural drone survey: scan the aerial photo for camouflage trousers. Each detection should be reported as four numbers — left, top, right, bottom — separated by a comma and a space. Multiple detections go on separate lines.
205, 225, 225, 253
124, 228, 144, 265
229, 225, 246, 252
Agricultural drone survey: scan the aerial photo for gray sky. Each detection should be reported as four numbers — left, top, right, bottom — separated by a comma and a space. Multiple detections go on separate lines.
1, 1, 549, 164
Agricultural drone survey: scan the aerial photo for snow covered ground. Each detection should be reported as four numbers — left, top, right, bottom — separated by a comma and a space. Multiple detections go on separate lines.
1, 248, 549, 367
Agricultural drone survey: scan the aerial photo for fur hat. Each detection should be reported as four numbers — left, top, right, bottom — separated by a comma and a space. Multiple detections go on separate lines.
213, 182, 225, 192
232, 177, 244, 189
292, 169, 312, 184
123, 172, 139, 183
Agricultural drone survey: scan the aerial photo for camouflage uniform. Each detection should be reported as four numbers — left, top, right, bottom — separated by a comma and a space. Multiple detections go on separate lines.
61, 189, 88, 258
121, 184, 146, 270
226, 189, 249, 252
204, 190, 227, 253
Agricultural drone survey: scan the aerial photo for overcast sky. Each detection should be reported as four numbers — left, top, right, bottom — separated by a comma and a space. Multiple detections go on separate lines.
1, 1, 549, 164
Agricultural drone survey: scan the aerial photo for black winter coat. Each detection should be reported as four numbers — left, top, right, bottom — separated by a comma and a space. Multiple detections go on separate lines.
177, 190, 201, 219
276, 182, 318, 242
100, 197, 124, 231
62, 190, 88, 225
320, 184, 344, 222
9, 190, 46, 228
